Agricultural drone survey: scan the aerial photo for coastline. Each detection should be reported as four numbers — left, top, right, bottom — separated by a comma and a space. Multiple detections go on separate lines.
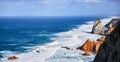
0, 16, 120, 62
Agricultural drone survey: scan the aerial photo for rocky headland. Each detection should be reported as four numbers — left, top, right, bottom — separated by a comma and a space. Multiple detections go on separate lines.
94, 19, 120, 62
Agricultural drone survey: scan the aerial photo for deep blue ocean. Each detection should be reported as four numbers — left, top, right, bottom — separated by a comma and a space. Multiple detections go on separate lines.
0, 16, 107, 58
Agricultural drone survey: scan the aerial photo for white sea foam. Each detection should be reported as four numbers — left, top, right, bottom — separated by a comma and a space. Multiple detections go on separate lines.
0, 16, 120, 62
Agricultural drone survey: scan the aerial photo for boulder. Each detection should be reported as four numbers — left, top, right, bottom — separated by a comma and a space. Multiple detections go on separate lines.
8, 56, 18, 60
91, 19, 105, 35
36, 48, 40, 53
94, 23, 120, 62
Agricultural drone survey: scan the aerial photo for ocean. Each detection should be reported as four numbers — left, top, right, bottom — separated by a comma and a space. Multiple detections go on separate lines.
0, 16, 107, 58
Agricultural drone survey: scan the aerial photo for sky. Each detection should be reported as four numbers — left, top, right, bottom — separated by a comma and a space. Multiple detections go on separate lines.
0, 0, 120, 16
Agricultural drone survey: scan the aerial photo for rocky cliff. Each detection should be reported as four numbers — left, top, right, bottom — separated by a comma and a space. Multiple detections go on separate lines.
94, 23, 120, 62
105, 18, 120, 35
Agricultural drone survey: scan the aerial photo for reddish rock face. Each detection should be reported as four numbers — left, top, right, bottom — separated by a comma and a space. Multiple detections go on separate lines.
108, 23, 115, 33
94, 36, 105, 54
94, 41, 102, 54
77, 36, 105, 56
8, 56, 18, 60
77, 39, 97, 55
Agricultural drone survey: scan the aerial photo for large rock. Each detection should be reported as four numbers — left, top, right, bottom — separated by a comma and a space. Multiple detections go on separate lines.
105, 18, 120, 34
94, 23, 120, 62
76, 37, 105, 56
76, 39, 96, 55
91, 19, 105, 35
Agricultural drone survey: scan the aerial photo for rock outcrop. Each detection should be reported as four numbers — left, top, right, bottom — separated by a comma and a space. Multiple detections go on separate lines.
77, 39, 96, 55
76, 36, 105, 56
94, 36, 105, 54
91, 19, 105, 35
91, 18, 120, 35
94, 23, 120, 62
105, 18, 120, 35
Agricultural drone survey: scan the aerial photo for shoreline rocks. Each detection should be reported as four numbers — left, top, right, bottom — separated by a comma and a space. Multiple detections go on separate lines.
105, 18, 120, 35
91, 19, 105, 35
91, 18, 120, 35
76, 36, 105, 56
94, 22, 120, 62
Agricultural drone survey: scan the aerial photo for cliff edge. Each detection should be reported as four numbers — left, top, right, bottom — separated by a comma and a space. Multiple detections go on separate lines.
94, 23, 120, 62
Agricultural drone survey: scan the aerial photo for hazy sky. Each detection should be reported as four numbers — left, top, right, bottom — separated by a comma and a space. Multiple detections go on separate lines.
0, 0, 120, 16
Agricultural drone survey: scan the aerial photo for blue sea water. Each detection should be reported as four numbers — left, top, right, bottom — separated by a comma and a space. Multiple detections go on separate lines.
0, 16, 107, 58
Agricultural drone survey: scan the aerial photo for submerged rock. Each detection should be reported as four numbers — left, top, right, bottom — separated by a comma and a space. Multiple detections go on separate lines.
61, 46, 70, 50
94, 23, 120, 62
36, 48, 40, 53
8, 56, 18, 60
91, 19, 105, 35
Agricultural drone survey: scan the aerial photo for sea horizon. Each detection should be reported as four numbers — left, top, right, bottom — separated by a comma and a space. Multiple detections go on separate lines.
0, 0, 120, 61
